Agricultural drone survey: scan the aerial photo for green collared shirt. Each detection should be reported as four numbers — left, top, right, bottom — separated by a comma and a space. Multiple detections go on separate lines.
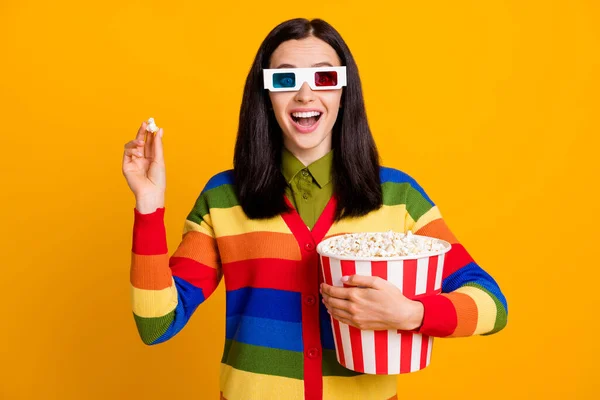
281, 147, 334, 230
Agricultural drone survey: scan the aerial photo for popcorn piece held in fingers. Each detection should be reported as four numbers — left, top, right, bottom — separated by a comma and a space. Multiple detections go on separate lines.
146, 117, 159, 133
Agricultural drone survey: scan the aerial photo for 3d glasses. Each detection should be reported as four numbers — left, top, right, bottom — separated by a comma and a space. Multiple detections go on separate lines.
263, 66, 347, 92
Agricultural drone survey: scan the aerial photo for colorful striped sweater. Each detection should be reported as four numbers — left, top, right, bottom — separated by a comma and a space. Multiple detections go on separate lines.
130, 167, 508, 400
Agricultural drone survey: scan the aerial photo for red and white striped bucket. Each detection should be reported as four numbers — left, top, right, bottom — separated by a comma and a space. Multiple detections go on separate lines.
317, 234, 451, 374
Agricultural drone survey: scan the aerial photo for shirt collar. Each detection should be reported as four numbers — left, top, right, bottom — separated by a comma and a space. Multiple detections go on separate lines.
281, 147, 333, 188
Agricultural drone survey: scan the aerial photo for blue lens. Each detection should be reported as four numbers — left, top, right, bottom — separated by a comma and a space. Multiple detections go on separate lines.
273, 73, 296, 88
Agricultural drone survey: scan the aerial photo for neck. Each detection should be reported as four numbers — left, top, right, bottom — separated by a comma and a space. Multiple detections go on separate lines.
284, 138, 332, 166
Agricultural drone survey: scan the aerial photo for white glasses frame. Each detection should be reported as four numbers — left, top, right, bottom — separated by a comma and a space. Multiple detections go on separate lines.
262, 66, 347, 92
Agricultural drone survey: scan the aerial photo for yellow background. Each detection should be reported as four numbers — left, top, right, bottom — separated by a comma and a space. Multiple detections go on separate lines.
1, 0, 598, 399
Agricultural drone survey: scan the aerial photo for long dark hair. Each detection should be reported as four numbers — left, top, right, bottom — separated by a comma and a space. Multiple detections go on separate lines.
233, 18, 382, 221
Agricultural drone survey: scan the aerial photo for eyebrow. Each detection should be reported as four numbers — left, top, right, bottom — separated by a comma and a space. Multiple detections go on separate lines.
274, 62, 334, 68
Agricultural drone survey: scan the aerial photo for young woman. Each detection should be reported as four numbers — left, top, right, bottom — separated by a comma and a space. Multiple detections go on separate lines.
122, 18, 508, 400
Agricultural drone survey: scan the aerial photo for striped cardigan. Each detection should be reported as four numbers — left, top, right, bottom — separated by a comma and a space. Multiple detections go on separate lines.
130, 167, 508, 400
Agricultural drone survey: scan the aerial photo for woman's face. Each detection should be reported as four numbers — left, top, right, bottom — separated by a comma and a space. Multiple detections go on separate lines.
268, 36, 343, 165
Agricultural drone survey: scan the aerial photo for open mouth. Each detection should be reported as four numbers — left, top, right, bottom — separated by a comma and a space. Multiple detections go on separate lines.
290, 111, 323, 127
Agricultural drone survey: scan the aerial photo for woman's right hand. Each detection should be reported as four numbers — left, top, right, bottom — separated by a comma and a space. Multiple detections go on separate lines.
122, 121, 166, 213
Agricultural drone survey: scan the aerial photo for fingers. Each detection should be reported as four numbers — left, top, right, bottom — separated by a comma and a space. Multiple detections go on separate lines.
144, 129, 153, 159
327, 307, 353, 322
342, 275, 383, 289
321, 283, 352, 300
124, 122, 162, 164
122, 138, 145, 165
124, 147, 144, 158
123, 122, 151, 168
322, 292, 351, 312
153, 128, 164, 162
135, 121, 147, 141
329, 311, 355, 327
123, 139, 145, 149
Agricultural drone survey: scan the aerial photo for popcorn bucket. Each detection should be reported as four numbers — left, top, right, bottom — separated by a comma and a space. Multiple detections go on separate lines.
317, 233, 451, 375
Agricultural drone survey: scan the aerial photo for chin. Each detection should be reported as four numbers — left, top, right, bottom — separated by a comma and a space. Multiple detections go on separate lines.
286, 131, 329, 150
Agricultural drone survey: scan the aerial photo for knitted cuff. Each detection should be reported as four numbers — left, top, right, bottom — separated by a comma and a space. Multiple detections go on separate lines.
132, 207, 168, 255
415, 294, 457, 337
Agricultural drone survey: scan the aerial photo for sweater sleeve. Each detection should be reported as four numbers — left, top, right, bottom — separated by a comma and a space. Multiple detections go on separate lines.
130, 193, 222, 345
404, 178, 508, 338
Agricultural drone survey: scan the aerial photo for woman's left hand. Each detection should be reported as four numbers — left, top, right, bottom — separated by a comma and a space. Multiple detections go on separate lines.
320, 275, 424, 331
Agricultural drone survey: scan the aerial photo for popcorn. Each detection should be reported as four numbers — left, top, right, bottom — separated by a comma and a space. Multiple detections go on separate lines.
320, 231, 447, 258
146, 117, 159, 133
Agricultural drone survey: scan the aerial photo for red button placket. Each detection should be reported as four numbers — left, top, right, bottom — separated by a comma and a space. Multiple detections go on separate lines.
281, 195, 338, 400
301, 237, 322, 400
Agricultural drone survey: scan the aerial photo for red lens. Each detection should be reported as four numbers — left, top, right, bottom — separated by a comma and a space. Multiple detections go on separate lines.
314, 71, 338, 87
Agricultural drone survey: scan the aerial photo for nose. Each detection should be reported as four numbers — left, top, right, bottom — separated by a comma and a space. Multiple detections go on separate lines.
294, 82, 315, 103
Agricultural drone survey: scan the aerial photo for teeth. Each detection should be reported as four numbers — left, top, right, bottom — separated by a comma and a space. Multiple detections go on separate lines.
291, 111, 322, 118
